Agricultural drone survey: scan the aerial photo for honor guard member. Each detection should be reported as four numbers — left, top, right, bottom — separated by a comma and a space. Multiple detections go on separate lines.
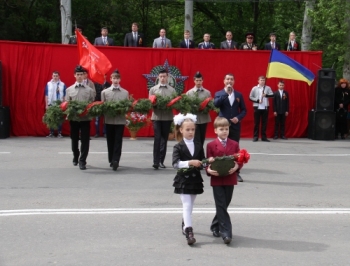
240, 32, 258, 50
185, 72, 212, 148
198, 33, 215, 49
101, 70, 129, 171
65, 65, 95, 170
149, 68, 176, 169
68, 25, 85, 45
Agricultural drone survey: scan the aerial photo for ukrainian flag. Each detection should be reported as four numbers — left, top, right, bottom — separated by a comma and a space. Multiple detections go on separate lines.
266, 50, 315, 85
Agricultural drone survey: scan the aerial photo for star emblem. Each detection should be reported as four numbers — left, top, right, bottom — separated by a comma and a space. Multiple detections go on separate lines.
143, 59, 189, 94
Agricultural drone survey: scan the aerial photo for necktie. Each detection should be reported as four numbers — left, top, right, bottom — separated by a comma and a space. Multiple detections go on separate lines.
161, 38, 164, 47
134, 33, 136, 41
272, 43, 275, 49
113, 87, 119, 91
186, 40, 188, 48
56, 83, 60, 99
228, 41, 231, 47
221, 140, 227, 148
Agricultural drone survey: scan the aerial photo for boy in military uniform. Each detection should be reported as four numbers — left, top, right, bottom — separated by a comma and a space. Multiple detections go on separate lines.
65, 65, 95, 170
185, 72, 212, 147
101, 70, 129, 171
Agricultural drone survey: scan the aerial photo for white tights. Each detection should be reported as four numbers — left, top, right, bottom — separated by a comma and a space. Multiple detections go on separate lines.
180, 194, 197, 229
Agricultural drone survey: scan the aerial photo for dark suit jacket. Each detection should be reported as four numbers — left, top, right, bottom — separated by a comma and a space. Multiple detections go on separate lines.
179, 39, 195, 48
206, 138, 242, 186
94, 36, 115, 46
124, 32, 144, 47
273, 90, 289, 114
94, 81, 111, 101
264, 42, 281, 50
285, 41, 301, 51
198, 42, 215, 49
220, 40, 238, 50
214, 89, 247, 130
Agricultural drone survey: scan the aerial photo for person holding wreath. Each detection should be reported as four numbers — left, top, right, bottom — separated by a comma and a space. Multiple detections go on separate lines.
149, 69, 176, 169
101, 70, 129, 171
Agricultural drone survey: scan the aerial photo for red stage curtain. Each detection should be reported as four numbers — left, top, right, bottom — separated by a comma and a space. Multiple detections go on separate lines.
0, 41, 322, 138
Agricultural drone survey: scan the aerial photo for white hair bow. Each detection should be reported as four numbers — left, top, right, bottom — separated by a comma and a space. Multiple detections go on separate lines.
173, 113, 197, 125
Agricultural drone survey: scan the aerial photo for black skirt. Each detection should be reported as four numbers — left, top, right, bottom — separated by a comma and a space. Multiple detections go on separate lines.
173, 168, 204, 195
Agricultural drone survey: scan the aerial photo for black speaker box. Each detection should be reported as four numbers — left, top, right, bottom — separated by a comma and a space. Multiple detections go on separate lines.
315, 69, 336, 111
0, 61, 2, 106
0, 106, 10, 139
308, 110, 335, 140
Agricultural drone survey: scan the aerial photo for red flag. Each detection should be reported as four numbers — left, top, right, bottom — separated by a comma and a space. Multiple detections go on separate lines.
76, 30, 112, 83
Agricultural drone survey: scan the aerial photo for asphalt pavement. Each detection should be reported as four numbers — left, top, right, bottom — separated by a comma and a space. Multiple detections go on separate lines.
0, 136, 349, 266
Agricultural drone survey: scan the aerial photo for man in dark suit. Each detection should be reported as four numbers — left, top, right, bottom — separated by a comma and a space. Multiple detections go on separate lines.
198, 33, 215, 49
264, 32, 281, 50
124, 22, 144, 47
285, 31, 301, 51
220, 31, 238, 50
94, 27, 115, 46
179, 30, 195, 48
214, 73, 247, 182
273, 80, 289, 139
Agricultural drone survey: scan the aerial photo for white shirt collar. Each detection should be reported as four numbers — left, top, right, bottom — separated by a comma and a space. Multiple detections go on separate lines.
184, 138, 194, 144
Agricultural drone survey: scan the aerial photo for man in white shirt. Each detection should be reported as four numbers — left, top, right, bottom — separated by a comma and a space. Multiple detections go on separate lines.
249, 76, 274, 142
45, 71, 66, 138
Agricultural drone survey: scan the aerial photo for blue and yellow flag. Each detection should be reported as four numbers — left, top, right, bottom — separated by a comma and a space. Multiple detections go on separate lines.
266, 50, 315, 85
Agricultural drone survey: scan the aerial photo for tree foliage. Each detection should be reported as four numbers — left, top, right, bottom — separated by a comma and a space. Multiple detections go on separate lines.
0, 0, 348, 77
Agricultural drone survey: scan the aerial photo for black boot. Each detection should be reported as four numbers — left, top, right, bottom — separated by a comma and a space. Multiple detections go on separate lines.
184, 227, 196, 245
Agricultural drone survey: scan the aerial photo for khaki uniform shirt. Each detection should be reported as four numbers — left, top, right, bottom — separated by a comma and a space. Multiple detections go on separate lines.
149, 84, 176, 121
101, 86, 129, 125
186, 87, 212, 124
65, 83, 95, 121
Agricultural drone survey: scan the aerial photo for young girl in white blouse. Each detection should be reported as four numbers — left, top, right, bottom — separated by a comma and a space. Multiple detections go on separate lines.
172, 113, 213, 245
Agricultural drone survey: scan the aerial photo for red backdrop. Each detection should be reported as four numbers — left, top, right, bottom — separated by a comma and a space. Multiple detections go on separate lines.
0, 41, 322, 138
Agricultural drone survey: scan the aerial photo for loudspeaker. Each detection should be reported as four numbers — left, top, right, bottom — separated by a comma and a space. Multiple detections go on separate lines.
0, 106, 10, 139
315, 69, 336, 111
0, 61, 2, 106
308, 110, 335, 140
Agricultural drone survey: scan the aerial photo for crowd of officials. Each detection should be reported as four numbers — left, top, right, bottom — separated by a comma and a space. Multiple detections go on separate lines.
68, 23, 300, 51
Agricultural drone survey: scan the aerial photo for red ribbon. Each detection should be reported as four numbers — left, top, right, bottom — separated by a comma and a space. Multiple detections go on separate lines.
166, 95, 182, 107
79, 101, 104, 117
60, 101, 68, 111
149, 95, 157, 105
199, 97, 213, 111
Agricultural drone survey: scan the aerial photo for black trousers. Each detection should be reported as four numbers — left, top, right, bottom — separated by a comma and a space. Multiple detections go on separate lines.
254, 107, 269, 139
210, 185, 234, 238
70, 121, 90, 164
105, 124, 125, 163
228, 125, 241, 143
152, 120, 172, 165
195, 123, 207, 147
274, 114, 286, 137
336, 112, 348, 136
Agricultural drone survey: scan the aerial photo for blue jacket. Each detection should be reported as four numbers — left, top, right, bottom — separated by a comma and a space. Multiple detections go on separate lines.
214, 89, 247, 129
